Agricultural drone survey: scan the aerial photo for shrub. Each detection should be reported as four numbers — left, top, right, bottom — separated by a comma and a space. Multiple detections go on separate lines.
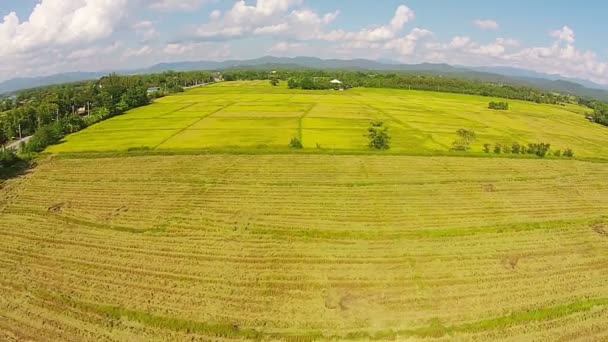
553, 150, 562, 157
494, 143, 502, 154
289, 137, 303, 149
483, 144, 491, 153
0, 149, 19, 169
24, 123, 64, 153
368, 121, 391, 150
489, 102, 509, 110
269, 77, 280, 86
452, 129, 477, 152
563, 148, 574, 158
511, 143, 521, 154
502, 145, 511, 154
536, 143, 551, 157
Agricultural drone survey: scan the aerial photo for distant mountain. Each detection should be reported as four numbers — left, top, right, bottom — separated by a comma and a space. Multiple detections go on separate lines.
0, 71, 106, 95
469, 66, 608, 91
3, 56, 608, 101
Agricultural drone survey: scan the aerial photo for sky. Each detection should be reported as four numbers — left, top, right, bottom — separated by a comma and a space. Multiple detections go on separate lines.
0, 0, 607, 84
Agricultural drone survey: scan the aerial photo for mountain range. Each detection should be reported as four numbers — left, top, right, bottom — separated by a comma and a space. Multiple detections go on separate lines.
2, 56, 608, 101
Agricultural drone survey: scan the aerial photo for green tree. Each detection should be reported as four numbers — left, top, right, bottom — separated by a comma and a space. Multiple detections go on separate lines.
270, 77, 280, 86
289, 137, 303, 149
511, 143, 521, 154
368, 121, 391, 150
483, 144, 491, 153
452, 129, 477, 151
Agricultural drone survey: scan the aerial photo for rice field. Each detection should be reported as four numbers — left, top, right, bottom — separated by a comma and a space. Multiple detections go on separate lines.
47, 81, 608, 159
1, 154, 608, 341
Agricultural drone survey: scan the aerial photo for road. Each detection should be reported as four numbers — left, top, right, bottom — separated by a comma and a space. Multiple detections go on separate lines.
5, 136, 32, 151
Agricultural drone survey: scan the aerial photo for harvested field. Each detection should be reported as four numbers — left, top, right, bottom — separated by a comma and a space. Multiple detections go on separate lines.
1, 154, 607, 340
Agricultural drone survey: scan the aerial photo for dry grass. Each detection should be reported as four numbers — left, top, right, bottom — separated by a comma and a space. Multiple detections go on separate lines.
1, 154, 607, 340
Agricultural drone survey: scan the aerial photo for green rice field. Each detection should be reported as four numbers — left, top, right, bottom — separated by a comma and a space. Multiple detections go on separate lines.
48, 81, 608, 159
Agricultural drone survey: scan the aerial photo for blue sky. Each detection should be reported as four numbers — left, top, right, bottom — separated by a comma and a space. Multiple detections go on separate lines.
0, 0, 607, 84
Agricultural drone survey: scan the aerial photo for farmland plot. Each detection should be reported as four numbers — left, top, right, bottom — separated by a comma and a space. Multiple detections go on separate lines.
46, 81, 608, 159
1, 154, 607, 341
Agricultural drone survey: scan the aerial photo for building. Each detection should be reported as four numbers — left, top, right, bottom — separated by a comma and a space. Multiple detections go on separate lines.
330, 79, 344, 90
213, 72, 224, 83
147, 87, 161, 95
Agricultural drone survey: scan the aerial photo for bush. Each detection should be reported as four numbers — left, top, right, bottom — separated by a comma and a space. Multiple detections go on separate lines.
553, 150, 562, 157
24, 123, 64, 153
489, 102, 509, 110
563, 148, 574, 158
511, 143, 521, 154
502, 145, 511, 154
536, 143, 551, 157
269, 77, 280, 86
452, 129, 477, 152
483, 144, 491, 153
289, 137, 303, 149
368, 121, 391, 150
0, 149, 19, 169
494, 143, 502, 154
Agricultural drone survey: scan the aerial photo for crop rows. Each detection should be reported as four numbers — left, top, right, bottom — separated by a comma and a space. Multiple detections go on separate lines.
1, 154, 607, 340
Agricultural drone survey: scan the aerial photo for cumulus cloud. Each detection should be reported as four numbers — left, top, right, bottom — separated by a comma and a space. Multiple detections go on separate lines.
0, 0, 130, 56
551, 26, 575, 44
473, 19, 499, 31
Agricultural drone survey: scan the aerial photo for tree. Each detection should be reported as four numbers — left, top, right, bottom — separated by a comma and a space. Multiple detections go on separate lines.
494, 143, 502, 154
483, 144, 491, 153
0, 129, 7, 147
368, 121, 391, 150
511, 143, 521, 154
270, 77, 280, 86
287, 78, 299, 89
536, 143, 551, 157
289, 137, 303, 149
452, 129, 477, 151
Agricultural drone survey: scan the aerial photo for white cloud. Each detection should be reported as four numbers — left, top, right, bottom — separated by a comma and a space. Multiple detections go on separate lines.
0, 0, 129, 56
149, 0, 210, 12
68, 42, 123, 60
384, 28, 432, 55
473, 19, 499, 31
324, 5, 415, 43
449, 36, 472, 49
194, 0, 305, 39
124, 45, 152, 57
210, 10, 222, 20
133, 21, 159, 41
551, 26, 575, 44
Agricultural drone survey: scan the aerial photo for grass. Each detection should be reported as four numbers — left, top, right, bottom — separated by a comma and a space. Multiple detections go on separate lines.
46, 81, 608, 159
1, 154, 608, 340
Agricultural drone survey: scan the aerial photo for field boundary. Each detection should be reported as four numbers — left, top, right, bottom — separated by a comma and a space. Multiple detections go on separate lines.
152, 102, 237, 149
44, 148, 608, 164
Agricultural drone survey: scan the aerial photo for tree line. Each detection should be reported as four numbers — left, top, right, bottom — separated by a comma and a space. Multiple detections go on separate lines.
0, 71, 216, 172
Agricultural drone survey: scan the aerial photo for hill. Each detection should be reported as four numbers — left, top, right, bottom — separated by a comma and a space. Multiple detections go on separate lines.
3, 56, 608, 101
